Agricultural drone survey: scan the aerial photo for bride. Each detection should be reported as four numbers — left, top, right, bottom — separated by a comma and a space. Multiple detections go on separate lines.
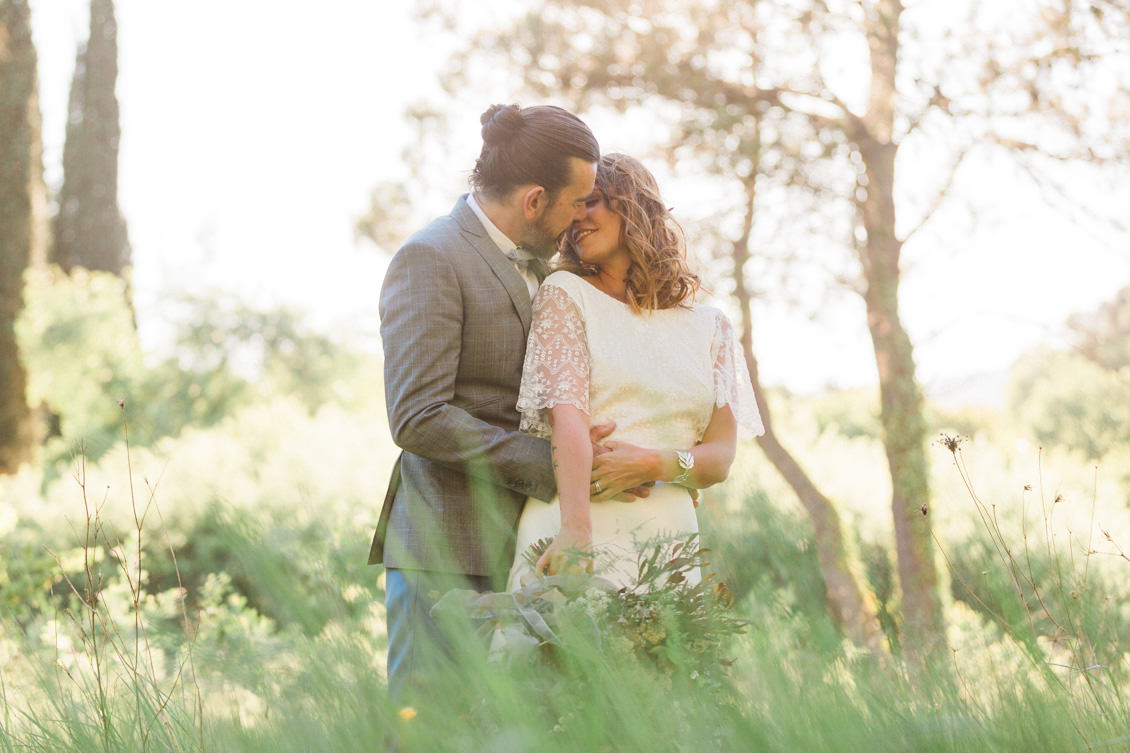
509, 153, 764, 588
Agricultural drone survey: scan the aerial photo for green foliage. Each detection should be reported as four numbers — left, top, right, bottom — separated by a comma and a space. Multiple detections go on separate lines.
146, 502, 380, 637
18, 267, 145, 461
1068, 284, 1130, 372
945, 523, 1130, 674
0, 392, 398, 751
1008, 348, 1130, 459
6, 508, 1129, 753
0, 519, 59, 620
167, 291, 377, 412
801, 387, 882, 440
3, 426, 1130, 752
16, 268, 378, 477
5, 270, 1130, 750
936, 435, 1130, 688
698, 487, 843, 651
17, 267, 238, 466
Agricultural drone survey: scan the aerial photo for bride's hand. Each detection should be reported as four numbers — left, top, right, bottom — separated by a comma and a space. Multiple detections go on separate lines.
535, 525, 593, 576
590, 425, 651, 502
590, 440, 663, 502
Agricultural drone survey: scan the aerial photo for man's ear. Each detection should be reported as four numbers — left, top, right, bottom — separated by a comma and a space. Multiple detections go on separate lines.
521, 185, 547, 220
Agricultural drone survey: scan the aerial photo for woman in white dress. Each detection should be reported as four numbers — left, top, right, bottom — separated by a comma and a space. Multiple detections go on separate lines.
509, 153, 764, 588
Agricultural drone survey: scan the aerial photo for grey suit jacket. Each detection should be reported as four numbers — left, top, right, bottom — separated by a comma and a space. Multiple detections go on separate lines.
368, 195, 557, 579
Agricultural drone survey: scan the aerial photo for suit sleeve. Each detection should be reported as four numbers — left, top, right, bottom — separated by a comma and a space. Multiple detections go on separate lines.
379, 240, 557, 501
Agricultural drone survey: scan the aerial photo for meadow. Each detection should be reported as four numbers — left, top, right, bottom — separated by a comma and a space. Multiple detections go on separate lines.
2, 270, 1129, 752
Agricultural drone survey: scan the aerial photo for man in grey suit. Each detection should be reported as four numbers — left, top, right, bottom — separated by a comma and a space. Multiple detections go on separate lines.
371, 104, 644, 701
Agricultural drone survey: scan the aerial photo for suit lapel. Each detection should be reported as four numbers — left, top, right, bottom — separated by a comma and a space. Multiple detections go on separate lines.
452, 195, 534, 334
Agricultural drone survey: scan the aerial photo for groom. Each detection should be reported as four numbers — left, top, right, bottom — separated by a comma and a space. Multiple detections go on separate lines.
372, 103, 638, 701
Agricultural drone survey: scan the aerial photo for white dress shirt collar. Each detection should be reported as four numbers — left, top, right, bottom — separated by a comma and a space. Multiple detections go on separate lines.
466, 193, 518, 256
466, 193, 540, 299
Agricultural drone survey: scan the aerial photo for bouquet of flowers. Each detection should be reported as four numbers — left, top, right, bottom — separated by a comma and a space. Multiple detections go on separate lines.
433, 534, 748, 693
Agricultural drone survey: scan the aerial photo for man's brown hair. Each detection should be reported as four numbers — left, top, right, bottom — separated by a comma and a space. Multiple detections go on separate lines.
471, 104, 599, 201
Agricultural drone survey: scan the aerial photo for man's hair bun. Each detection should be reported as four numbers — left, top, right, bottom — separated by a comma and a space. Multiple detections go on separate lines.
471, 103, 598, 199
480, 104, 524, 143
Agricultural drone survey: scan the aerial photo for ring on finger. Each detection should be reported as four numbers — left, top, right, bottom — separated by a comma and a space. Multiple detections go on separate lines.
592, 480, 602, 493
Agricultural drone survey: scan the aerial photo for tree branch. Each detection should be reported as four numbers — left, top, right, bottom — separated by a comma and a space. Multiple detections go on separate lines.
775, 85, 860, 125
900, 146, 971, 245
988, 134, 1126, 165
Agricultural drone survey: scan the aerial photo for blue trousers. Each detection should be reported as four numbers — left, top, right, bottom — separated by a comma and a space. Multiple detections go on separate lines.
384, 568, 494, 704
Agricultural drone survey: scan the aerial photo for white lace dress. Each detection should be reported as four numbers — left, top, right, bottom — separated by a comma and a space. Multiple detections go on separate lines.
508, 271, 764, 589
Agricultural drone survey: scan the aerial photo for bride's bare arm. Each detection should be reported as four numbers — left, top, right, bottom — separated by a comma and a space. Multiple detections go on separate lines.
589, 404, 738, 501
536, 403, 596, 575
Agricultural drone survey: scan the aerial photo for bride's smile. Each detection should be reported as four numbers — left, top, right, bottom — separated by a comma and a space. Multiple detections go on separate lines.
571, 190, 625, 267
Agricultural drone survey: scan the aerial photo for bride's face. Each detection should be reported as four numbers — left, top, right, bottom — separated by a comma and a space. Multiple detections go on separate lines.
570, 191, 625, 267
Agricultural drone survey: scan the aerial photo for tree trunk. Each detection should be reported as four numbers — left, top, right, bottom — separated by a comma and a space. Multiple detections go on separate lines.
50, 0, 131, 279
0, 0, 43, 473
859, 0, 946, 665
732, 171, 887, 655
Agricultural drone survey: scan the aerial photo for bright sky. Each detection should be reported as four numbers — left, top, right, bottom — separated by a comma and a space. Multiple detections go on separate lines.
27, 1, 1130, 400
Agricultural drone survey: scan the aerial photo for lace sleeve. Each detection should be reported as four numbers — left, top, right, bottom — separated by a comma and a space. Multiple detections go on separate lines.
516, 283, 591, 439
711, 311, 765, 439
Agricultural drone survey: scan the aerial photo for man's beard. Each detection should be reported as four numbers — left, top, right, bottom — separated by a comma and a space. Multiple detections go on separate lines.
525, 214, 566, 259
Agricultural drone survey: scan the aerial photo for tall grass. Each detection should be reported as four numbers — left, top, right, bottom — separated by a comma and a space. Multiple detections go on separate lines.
2, 421, 1129, 752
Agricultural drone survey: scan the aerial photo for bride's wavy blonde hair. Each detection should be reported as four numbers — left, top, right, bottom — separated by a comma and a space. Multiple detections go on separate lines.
557, 153, 701, 312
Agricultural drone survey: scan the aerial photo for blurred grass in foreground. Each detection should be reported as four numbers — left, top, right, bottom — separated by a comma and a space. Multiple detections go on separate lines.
3, 431, 1128, 752
2, 270, 1129, 750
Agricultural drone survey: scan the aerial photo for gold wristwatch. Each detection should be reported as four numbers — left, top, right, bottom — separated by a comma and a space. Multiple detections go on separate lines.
672, 450, 694, 485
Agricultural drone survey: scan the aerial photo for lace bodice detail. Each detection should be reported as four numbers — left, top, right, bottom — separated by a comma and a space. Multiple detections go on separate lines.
516, 284, 590, 436
517, 272, 763, 445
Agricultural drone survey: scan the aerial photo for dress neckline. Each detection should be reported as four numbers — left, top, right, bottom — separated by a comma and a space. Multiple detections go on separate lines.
547, 271, 701, 315
572, 275, 699, 316
576, 276, 631, 306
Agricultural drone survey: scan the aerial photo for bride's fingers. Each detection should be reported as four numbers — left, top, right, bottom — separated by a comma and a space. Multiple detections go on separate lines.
589, 479, 611, 501
535, 550, 552, 575
590, 475, 614, 499
590, 469, 624, 487
596, 487, 625, 502
592, 475, 638, 501
616, 484, 650, 502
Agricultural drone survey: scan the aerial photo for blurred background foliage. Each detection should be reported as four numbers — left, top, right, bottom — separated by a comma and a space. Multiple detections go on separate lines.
3, 266, 392, 636
3, 265, 1130, 749
14, 267, 379, 477
5, 267, 1130, 647
1009, 347, 1130, 462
